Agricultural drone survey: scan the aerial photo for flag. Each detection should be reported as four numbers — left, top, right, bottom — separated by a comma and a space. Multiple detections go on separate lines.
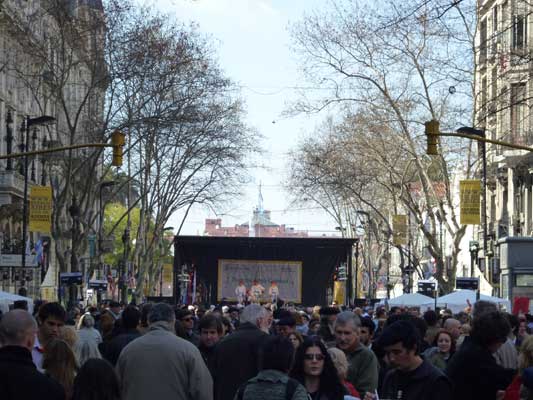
33, 239, 44, 265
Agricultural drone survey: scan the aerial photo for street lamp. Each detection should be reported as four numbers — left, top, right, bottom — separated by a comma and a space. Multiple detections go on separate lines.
159, 226, 174, 296
21, 115, 56, 272
457, 126, 488, 280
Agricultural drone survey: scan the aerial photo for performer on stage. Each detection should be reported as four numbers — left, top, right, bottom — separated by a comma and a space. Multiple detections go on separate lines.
235, 280, 247, 304
250, 279, 265, 303
269, 281, 279, 304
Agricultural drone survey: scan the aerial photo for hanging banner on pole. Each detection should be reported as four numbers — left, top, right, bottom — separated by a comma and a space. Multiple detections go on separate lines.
333, 281, 346, 305
392, 215, 408, 245
460, 180, 481, 225
29, 186, 52, 233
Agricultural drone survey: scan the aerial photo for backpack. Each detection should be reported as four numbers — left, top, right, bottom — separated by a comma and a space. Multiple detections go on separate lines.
236, 377, 300, 400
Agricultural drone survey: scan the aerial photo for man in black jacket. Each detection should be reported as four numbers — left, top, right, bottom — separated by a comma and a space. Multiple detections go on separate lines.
446, 310, 515, 400
211, 304, 270, 400
100, 305, 142, 366
373, 320, 452, 400
0, 310, 64, 400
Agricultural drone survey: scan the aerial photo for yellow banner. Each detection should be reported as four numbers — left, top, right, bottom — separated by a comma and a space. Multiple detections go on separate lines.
460, 180, 481, 225
29, 186, 52, 233
333, 281, 345, 305
392, 215, 408, 245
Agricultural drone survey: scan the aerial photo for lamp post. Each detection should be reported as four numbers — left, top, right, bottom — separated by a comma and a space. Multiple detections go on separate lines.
21, 115, 56, 271
68, 196, 80, 309
457, 126, 488, 281
5, 110, 13, 170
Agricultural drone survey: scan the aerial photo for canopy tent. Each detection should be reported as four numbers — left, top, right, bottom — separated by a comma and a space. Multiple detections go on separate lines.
386, 292, 435, 309
436, 289, 510, 313
0, 290, 34, 314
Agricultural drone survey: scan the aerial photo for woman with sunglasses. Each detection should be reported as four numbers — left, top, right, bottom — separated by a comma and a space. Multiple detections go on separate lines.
291, 337, 347, 400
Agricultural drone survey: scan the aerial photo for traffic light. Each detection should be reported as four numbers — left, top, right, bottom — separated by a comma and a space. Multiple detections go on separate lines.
111, 130, 125, 166
425, 120, 440, 155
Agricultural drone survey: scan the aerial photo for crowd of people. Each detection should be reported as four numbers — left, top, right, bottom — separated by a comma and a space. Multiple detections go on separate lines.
1, 298, 532, 400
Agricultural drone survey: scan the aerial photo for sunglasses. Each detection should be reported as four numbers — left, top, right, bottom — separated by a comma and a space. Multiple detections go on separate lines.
304, 353, 325, 361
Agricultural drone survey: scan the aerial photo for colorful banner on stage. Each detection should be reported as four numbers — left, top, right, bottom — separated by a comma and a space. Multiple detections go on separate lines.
217, 259, 302, 303
392, 215, 408, 246
29, 186, 52, 233
460, 180, 481, 225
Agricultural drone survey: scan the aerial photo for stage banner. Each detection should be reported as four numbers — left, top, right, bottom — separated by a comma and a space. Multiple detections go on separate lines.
29, 186, 52, 233
392, 215, 408, 246
218, 259, 302, 303
460, 180, 481, 225
333, 281, 346, 305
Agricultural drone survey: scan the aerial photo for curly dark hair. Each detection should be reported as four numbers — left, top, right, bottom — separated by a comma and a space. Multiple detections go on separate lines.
290, 337, 346, 399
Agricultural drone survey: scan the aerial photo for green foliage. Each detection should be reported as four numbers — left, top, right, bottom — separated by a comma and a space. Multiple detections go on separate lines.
103, 203, 140, 266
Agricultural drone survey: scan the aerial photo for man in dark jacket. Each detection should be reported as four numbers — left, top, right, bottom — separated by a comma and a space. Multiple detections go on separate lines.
211, 304, 270, 400
377, 320, 452, 400
446, 310, 515, 400
0, 309, 65, 400
198, 313, 223, 367
100, 305, 142, 366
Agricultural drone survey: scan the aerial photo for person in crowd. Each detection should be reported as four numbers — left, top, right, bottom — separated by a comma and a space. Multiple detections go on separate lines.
288, 331, 304, 350
505, 334, 533, 400
117, 303, 211, 400
138, 303, 152, 335
71, 358, 120, 400
443, 318, 461, 342
327, 347, 360, 398
297, 312, 310, 336
198, 314, 223, 366
211, 304, 270, 400
308, 319, 321, 336
278, 315, 297, 337
235, 336, 308, 400
105, 301, 122, 322
517, 319, 531, 349
446, 310, 516, 400
473, 301, 518, 370
176, 308, 200, 346
423, 310, 440, 345
359, 317, 374, 348
372, 320, 451, 400
42, 338, 78, 399
33, 302, 66, 371
0, 310, 65, 400
76, 313, 102, 366
422, 329, 455, 371
222, 316, 234, 336
291, 336, 347, 399
60, 325, 78, 350
100, 305, 141, 366
229, 306, 240, 329
318, 307, 339, 344
334, 311, 378, 397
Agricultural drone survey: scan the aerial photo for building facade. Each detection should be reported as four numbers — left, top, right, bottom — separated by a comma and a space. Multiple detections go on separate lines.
0, 0, 106, 298
476, 0, 533, 296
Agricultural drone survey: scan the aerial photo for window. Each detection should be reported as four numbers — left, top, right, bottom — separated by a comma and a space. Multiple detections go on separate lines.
516, 274, 533, 287
493, 6, 498, 32
511, 83, 527, 140
501, 274, 509, 299
480, 19, 488, 64
512, 14, 527, 50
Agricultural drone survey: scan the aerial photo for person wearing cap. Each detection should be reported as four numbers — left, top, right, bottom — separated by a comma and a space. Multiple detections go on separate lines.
277, 315, 296, 337
318, 306, 339, 344
176, 309, 200, 347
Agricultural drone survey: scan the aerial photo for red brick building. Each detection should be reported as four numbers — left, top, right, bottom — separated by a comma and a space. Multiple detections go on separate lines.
204, 209, 308, 238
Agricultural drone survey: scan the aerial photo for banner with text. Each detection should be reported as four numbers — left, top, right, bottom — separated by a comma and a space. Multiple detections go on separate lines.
29, 186, 52, 233
392, 215, 408, 245
218, 259, 302, 303
460, 180, 481, 225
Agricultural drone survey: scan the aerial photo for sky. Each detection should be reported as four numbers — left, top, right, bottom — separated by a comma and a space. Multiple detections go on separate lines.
144, 0, 339, 236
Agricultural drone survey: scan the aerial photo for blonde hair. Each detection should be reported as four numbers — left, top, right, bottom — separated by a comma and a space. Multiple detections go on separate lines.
519, 335, 533, 372
327, 347, 349, 380
59, 326, 78, 349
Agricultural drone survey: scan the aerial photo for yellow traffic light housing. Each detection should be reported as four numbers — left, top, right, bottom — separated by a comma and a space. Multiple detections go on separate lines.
111, 130, 125, 166
425, 120, 440, 155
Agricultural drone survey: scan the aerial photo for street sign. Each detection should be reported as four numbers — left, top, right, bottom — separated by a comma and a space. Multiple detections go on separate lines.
456, 277, 479, 291
60, 272, 83, 285
88, 279, 108, 290
418, 280, 436, 297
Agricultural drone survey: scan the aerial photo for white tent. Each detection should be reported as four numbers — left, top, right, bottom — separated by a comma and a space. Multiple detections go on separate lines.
0, 290, 34, 314
436, 289, 510, 313
387, 292, 435, 309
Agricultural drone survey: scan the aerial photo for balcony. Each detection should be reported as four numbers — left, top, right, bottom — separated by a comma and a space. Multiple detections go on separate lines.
0, 170, 25, 198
